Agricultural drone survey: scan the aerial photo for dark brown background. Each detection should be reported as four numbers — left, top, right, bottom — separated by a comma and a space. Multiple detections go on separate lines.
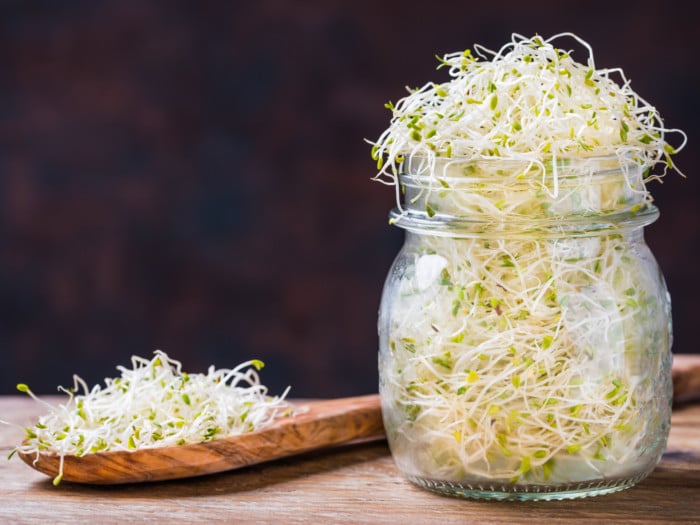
1, 0, 698, 397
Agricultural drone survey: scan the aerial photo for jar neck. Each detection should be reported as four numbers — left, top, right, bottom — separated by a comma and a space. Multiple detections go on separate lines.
393, 209, 658, 239
390, 155, 658, 238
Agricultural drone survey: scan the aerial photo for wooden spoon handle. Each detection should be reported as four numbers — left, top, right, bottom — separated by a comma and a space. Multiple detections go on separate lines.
673, 354, 700, 403
19, 394, 384, 485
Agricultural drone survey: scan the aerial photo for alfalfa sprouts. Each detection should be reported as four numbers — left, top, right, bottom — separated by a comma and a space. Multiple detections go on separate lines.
369, 33, 686, 200
8, 351, 291, 485
374, 33, 679, 487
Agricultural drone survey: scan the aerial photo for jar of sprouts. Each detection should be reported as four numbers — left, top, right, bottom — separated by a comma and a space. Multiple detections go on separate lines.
377, 155, 672, 500
371, 34, 686, 500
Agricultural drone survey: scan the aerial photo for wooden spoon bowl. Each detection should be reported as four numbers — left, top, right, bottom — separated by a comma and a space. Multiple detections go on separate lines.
18, 394, 383, 485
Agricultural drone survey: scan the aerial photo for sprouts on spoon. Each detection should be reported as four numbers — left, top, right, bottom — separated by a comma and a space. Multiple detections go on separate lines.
9, 351, 291, 485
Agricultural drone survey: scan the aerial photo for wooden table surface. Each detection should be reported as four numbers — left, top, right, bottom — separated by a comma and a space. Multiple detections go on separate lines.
2, 365, 700, 524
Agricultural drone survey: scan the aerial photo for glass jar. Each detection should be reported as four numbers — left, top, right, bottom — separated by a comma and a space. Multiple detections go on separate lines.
378, 155, 673, 501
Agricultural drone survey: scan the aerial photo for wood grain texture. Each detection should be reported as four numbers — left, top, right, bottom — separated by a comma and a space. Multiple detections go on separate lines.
1, 396, 699, 524
16, 394, 384, 484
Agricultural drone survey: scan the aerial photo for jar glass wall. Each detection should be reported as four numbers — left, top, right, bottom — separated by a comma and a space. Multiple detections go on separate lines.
378, 157, 673, 500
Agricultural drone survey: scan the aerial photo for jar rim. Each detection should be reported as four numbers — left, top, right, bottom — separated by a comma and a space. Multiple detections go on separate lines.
389, 204, 659, 238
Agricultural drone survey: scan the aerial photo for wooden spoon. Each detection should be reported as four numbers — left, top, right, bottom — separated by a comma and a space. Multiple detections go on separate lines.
18, 394, 383, 485
18, 355, 700, 485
